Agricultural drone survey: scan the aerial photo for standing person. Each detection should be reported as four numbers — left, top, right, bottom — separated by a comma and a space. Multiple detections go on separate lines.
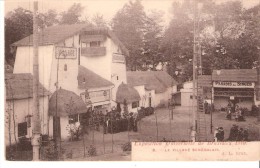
214, 127, 219, 142
219, 127, 225, 141
243, 128, 249, 141
237, 128, 244, 141
204, 101, 208, 114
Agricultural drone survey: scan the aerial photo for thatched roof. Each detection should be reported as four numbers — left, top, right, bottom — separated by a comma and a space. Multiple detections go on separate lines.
212, 69, 257, 82
11, 24, 129, 56
5, 73, 50, 100
78, 65, 113, 89
116, 82, 141, 104
49, 89, 87, 117
127, 71, 177, 93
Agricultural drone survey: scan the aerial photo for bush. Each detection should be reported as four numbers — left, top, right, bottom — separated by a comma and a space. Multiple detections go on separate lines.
87, 145, 97, 156
41, 141, 65, 161
251, 105, 259, 116
121, 142, 131, 151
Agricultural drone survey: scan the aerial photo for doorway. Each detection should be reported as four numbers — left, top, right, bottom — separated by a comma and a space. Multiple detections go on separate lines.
53, 116, 61, 140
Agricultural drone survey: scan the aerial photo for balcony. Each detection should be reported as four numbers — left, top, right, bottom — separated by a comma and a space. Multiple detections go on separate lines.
81, 47, 106, 57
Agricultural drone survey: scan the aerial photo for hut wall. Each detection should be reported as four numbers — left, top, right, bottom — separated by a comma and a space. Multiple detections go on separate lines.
5, 96, 49, 146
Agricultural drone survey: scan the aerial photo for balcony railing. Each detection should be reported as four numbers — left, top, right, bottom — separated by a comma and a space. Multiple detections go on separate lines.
81, 47, 106, 57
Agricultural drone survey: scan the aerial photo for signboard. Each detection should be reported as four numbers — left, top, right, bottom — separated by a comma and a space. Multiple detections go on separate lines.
80, 90, 110, 104
112, 53, 125, 63
55, 46, 77, 59
213, 81, 255, 88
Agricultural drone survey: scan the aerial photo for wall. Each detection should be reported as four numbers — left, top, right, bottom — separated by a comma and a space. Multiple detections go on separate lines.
181, 88, 194, 107
49, 35, 80, 93
5, 96, 49, 145
80, 38, 112, 82
13, 45, 54, 92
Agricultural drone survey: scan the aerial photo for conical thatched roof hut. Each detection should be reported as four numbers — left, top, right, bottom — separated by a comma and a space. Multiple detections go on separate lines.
116, 82, 140, 104
49, 89, 87, 117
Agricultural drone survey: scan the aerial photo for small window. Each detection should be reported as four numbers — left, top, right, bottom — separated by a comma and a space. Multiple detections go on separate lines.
69, 114, 78, 124
117, 76, 119, 80
90, 41, 101, 47
64, 64, 67, 71
18, 122, 27, 137
132, 101, 139, 109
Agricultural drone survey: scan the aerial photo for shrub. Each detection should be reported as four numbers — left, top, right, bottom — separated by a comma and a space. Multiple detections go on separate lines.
121, 142, 131, 151
41, 141, 65, 161
87, 145, 97, 156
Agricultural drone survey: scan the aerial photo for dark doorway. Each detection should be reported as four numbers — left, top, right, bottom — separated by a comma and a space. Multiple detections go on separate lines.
53, 116, 61, 140
149, 97, 152, 107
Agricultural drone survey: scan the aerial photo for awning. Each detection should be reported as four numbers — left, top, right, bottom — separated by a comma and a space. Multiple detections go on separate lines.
49, 89, 87, 117
116, 82, 141, 104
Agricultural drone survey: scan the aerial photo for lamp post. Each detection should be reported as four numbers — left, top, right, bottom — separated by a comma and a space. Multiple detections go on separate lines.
210, 69, 213, 134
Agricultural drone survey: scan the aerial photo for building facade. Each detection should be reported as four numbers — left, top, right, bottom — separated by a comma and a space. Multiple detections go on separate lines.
10, 24, 130, 141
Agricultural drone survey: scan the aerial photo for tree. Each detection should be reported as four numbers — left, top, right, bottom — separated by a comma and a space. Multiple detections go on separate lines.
111, 0, 146, 70
161, 1, 194, 81
91, 13, 108, 28
5, 8, 33, 65
60, 3, 84, 24
142, 10, 164, 70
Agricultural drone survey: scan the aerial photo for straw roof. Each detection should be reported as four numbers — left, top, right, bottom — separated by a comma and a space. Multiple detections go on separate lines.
212, 69, 257, 82
5, 73, 50, 100
11, 24, 129, 56
49, 89, 87, 117
78, 65, 113, 89
127, 71, 177, 93
116, 82, 141, 104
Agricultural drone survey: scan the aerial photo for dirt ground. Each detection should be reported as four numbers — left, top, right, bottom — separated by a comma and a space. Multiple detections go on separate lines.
60, 106, 260, 161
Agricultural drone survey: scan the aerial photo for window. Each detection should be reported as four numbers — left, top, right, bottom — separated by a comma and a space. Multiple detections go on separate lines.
18, 122, 27, 137
117, 76, 119, 80
132, 101, 139, 109
69, 114, 78, 124
64, 64, 67, 71
90, 41, 101, 47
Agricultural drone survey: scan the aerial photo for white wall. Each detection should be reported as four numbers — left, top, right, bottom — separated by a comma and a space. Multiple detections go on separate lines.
80, 38, 112, 82
5, 96, 49, 145
50, 35, 80, 93
13, 45, 54, 92
181, 89, 194, 107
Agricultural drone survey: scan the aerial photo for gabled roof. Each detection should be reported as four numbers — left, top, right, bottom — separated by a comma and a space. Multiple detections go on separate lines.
78, 65, 113, 89
127, 71, 177, 93
11, 24, 129, 56
5, 73, 50, 100
116, 82, 141, 103
212, 69, 257, 82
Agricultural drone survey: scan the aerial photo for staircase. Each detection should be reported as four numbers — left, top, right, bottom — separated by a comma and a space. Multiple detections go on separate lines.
196, 95, 208, 142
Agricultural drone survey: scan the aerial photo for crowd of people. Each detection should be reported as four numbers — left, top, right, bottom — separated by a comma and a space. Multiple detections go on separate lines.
85, 108, 138, 134
226, 102, 245, 122
214, 124, 249, 142
227, 124, 249, 141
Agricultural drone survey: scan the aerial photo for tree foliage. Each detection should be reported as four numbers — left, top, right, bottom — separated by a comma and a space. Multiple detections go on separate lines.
60, 3, 84, 24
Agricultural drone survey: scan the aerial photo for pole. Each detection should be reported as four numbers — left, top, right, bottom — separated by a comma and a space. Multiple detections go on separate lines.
210, 71, 213, 133
32, 0, 41, 161
155, 109, 158, 141
191, 0, 198, 142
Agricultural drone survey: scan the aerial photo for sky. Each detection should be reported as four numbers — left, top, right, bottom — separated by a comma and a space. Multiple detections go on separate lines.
4, 0, 260, 26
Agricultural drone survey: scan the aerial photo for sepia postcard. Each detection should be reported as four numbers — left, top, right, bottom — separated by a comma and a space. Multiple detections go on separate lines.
1, 0, 260, 164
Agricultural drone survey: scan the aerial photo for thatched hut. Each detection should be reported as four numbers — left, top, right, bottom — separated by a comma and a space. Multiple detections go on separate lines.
116, 82, 141, 114
48, 88, 87, 140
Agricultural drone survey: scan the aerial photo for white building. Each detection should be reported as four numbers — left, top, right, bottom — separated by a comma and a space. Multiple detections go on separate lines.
5, 73, 50, 145
127, 71, 178, 108
11, 24, 131, 141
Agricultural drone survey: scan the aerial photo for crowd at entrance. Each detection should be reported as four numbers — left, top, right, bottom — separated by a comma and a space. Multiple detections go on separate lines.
226, 101, 246, 122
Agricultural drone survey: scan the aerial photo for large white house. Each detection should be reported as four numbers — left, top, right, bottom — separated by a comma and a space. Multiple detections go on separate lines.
10, 24, 138, 141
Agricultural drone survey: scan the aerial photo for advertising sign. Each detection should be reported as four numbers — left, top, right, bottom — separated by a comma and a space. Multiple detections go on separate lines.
55, 46, 77, 59
213, 81, 255, 88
